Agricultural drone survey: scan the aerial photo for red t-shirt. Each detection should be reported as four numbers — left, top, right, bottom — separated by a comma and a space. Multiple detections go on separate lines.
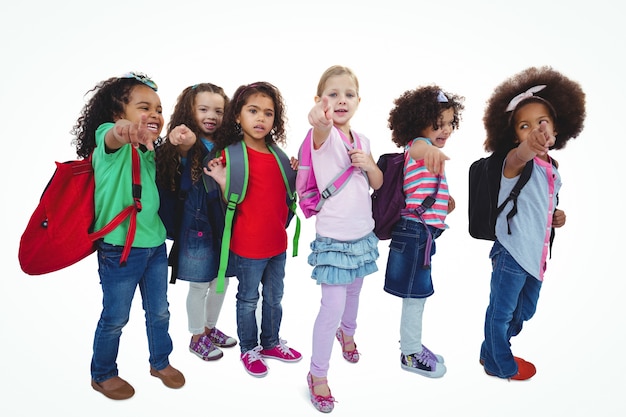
230, 147, 288, 258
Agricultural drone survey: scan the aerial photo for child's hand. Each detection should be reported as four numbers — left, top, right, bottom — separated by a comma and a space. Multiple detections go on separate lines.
203, 156, 226, 189
113, 115, 155, 150
348, 148, 376, 171
168, 124, 197, 149
290, 156, 299, 171
447, 196, 456, 214
526, 121, 555, 156
308, 96, 334, 130
552, 208, 566, 228
423, 146, 449, 175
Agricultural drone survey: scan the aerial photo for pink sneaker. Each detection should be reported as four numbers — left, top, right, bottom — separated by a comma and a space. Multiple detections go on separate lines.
260, 339, 302, 362
241, 346, 268, 377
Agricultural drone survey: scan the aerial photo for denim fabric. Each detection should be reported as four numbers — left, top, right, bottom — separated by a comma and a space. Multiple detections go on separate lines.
384, 218, 443, 298
91, 242, 173, 382
231, 251, 286, 353
307, 232, 379, 285
480, 240, 542, 378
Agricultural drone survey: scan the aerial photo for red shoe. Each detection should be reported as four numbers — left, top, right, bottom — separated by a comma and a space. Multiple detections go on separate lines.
480, 356, 536, 380
510, 357, 536, 380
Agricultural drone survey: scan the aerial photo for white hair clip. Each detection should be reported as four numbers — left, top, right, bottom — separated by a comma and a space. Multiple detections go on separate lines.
505, 85, 546, 112
437, 90, 448, 103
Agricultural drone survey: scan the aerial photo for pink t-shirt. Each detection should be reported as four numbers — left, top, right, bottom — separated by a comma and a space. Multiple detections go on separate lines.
310, 127, 374, 241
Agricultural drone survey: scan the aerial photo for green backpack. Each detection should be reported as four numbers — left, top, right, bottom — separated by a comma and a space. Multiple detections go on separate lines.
214, 141, 300, 293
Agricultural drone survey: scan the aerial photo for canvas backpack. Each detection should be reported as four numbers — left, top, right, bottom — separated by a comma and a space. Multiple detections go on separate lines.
19, 148, 142, 275
296, 127, 363, 218
212, 141, 300, 293
468, 151, 535, 241
371, 151, 440, 242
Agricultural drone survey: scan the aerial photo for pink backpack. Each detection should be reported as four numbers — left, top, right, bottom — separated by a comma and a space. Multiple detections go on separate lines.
296, 128, 362, 218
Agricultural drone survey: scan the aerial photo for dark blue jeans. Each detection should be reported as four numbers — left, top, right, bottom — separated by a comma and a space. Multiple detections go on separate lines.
480, 241, 542, 378
231, 251, 286, 353
91, 242, 173, 382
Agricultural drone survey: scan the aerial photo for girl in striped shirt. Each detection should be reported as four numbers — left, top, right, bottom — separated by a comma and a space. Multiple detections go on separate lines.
383, 85, 464, 378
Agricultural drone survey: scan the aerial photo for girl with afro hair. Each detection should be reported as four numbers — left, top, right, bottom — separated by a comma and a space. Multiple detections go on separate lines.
479, 66, 585, 380
384, 85, 464, 379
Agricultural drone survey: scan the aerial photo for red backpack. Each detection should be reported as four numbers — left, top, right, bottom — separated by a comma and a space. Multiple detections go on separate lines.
18, 149, 142, 275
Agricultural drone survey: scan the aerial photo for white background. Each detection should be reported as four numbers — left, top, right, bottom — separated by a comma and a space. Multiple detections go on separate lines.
1, 1, 624, 416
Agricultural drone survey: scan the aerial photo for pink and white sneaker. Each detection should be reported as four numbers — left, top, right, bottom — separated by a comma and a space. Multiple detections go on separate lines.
241, 346, 268, 377
260, 339, 302, 362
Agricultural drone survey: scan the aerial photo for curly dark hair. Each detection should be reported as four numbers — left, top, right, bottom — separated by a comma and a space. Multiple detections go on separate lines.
71, 75, 156, 159
155, 83, 229, 191
483, 66, 586, 154
212, 81, 287, 151
388, 85, 465, 148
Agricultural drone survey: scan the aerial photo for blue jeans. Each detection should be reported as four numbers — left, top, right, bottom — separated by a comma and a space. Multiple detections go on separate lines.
91, 242, 173, 382
231, 251, 286, 353
480, 241, 542, 378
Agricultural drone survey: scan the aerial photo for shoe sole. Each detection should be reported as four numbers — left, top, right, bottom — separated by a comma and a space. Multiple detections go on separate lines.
401, 362, 447, 378
189, 347, 224, 361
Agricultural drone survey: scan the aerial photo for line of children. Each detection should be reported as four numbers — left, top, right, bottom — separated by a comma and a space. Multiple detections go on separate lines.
67, 66, 585, 408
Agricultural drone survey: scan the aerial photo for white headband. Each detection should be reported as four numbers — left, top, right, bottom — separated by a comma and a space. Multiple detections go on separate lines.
505, 85, 546, 112
437, 90, 448, 103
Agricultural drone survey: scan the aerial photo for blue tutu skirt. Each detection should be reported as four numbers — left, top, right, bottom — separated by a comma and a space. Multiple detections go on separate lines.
307, 232, 379, 285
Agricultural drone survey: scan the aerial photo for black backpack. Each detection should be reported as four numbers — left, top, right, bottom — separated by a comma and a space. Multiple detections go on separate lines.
468, 151, 534, 241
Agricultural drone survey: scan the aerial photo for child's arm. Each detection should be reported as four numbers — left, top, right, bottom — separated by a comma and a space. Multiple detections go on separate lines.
504, 121, 555, 178
348, 148, 383, 190
106, 115, 155, 151
448, 195, 456, 214
408, 139, 449, 175
308, 96, 334, 149
168, 124, 197, 156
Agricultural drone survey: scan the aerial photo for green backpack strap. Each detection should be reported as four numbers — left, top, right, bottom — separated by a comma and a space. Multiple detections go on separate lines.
215, 142, 300, 294
215, 142, 248, 293
268, 143, 300, 257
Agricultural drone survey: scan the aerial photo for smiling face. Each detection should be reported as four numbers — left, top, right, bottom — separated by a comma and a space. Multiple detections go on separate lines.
420, 107, 455, 148
194, 91, 225, 138
120, 84, 164, 141
236, 93, 275, 149
317, 74, 360, 131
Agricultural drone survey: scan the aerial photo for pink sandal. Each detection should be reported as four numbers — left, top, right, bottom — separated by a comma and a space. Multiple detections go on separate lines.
307, 372, 336, 413
335, 328, 360, 363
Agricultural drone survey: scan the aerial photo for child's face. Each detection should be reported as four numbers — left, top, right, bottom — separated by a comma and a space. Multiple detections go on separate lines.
513, 102, 557, 143
121, 84, 164, 141
317, 74, 360, 129
194, 92, 225, 138
236, 93, 275, 146
419, 108, 455, 149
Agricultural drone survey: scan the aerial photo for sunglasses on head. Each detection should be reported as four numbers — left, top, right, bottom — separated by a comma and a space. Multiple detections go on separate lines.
121, 72, 158, 91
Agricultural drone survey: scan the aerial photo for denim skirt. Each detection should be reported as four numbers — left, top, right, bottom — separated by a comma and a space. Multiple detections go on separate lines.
308, 231, 379, 285
384, 217, 443, 298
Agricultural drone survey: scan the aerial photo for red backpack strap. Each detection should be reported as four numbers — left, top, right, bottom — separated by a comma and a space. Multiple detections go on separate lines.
89, 147, 141, 266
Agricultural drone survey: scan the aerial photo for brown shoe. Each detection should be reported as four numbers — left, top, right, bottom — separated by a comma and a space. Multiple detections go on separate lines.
91, 376, 135, 400
150, 365, 185, 389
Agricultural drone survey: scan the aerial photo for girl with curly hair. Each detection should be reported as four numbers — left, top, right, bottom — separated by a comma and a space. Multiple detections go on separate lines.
155, 83, 238, 363
479, 66, 585, 380
72, 73, 184, 400
204, 82, 302, 378
384, 85, 464, 379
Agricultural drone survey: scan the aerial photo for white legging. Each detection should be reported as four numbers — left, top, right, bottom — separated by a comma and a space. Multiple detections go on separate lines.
186, 278, 230, 335
400, 297, 426, 355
